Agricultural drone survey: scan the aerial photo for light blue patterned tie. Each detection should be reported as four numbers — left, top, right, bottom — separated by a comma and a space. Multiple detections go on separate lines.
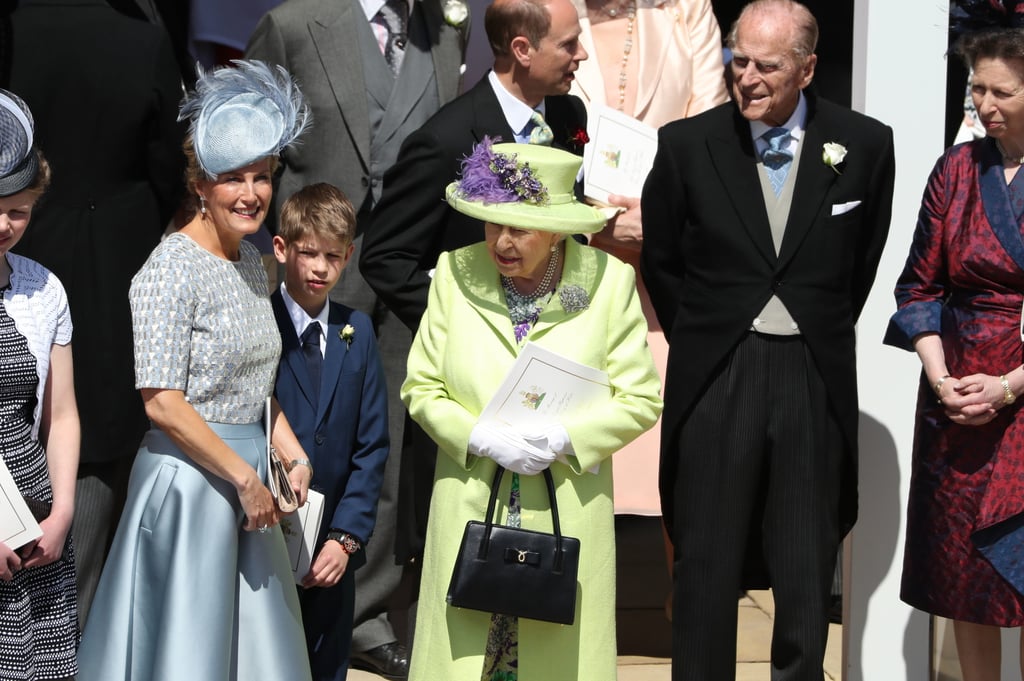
527, 110, 554, 146
761, 127, 793, 196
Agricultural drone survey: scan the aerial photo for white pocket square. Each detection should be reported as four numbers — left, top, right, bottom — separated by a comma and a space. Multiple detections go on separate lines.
831, 200, 862, 216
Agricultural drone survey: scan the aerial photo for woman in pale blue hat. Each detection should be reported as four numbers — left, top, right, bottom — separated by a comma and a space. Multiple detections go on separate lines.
78, 61, 315, 681
0, 89, 80, 681
401, 140, 662, 681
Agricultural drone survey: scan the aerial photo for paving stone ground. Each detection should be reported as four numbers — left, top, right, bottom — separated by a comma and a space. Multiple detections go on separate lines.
350, 516, 843, 681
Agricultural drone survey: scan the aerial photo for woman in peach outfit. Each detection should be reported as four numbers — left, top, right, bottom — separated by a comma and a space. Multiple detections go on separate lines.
569, 0, 728, 516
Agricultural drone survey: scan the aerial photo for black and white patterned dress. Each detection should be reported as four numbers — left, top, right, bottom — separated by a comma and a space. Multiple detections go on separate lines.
0, 268, 78, 680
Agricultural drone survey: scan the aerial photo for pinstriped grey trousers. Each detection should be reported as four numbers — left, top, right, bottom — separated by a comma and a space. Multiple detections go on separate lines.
669, 332, 844, 681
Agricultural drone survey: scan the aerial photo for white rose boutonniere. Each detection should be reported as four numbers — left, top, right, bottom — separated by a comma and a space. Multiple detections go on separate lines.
822, 142, 847, 174
442, 0, 469, 27
340, 324, 356, 349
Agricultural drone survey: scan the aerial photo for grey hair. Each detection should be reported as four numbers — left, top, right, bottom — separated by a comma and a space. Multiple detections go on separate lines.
726, 0, 818, 60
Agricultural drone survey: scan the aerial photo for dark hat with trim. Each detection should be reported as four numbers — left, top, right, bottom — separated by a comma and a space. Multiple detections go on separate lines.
0, 90, 39, 198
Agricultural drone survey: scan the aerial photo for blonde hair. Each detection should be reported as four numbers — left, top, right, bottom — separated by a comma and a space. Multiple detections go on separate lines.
26, 150, 51, 195
278, 183, 356, 247
182, 134, 280, 215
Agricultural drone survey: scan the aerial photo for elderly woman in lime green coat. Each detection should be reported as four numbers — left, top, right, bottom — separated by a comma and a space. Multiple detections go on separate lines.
401, 142, 662, 681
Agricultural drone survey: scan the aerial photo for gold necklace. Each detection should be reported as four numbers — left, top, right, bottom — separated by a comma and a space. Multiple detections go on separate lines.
616, 0, 637, 111
996, 139, 1024, 165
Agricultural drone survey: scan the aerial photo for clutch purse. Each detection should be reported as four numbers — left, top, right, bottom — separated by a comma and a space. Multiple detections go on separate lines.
265, 398, 298, 513
446, 466, 580, 625
267, 445, 299, 513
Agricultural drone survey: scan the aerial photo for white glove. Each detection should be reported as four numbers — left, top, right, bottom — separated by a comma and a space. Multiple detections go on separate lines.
524, 423, 574, 457
468, 422, 557, 475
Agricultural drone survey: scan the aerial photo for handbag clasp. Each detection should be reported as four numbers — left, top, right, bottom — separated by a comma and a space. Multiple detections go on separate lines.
517, 549, 527, 564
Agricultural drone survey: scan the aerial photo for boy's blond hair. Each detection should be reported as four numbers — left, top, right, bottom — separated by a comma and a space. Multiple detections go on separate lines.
278, 182, 356, 246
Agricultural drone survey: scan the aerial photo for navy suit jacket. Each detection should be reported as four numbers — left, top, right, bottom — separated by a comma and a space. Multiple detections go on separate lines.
271, 290, 390, 565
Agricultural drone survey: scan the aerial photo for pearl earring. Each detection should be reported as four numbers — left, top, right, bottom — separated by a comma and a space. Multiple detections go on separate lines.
199, 197, 207, 215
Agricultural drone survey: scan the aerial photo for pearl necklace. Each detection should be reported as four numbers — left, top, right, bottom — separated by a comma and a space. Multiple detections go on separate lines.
616, 0, 637, 111
502, 246, 559, 298
589, 0, 633, 19
996, 139, 1024, 165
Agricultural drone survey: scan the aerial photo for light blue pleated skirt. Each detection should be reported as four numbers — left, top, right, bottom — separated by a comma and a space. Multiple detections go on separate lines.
78, 422, 311, 681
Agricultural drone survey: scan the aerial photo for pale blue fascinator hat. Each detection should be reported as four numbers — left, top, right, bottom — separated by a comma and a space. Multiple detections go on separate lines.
0, 89, 39, 197
178, 59, 311, 179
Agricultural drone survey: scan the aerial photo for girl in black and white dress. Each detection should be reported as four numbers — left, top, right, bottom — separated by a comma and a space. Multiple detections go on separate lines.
0, 90, 80, 681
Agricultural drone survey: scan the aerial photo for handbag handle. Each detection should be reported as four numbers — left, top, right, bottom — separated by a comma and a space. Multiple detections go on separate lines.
479, 466, 566, 570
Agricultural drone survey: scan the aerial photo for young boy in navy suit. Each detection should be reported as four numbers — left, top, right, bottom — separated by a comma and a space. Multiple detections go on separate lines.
271, 183, 390, 681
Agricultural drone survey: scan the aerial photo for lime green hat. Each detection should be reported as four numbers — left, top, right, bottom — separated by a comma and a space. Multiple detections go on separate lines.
445, 140, 606, 234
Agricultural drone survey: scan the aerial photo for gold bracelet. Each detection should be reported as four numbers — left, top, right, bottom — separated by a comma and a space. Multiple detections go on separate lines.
1001, 375, 1016, 405
933, 375, 950, 396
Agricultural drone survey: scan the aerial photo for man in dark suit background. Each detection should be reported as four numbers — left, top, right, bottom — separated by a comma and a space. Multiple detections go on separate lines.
361, 0, 589, 331
641, 1, 895, 680
5, 0, 186, 625
246, 1, 466, 675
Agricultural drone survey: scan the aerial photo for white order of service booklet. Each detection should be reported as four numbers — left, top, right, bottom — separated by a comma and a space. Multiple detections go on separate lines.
0, 457, 42, 549
281, 489, 325, 583
264, 397, 326, 582
582, 103, 659, 205
479, 342, 611, 432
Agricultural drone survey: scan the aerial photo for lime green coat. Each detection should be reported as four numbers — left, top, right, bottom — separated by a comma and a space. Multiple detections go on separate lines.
401, 239, 663, 681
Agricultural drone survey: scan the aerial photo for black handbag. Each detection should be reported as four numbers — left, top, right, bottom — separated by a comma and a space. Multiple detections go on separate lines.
446, 466, 581, 625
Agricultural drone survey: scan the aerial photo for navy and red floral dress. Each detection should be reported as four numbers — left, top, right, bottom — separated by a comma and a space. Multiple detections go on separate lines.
886, 137, 1024, 625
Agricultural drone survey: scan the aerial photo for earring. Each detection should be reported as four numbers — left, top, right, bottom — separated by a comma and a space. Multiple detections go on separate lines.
199, 196, 207, 215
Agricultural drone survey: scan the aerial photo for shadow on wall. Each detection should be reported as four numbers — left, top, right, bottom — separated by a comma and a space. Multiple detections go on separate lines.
847, 412, 930, 681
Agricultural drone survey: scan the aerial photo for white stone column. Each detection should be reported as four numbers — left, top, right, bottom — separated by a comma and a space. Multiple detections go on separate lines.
848, 0, 950, 679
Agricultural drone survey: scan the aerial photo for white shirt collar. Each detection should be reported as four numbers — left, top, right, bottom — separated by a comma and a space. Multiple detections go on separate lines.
360, 0, 415, 22
488, 71, 547, 143
280, 283, 329, 349
750, 91, 808, 150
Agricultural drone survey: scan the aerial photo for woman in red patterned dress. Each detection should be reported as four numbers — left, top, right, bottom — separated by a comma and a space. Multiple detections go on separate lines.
886, 23, 1024, 680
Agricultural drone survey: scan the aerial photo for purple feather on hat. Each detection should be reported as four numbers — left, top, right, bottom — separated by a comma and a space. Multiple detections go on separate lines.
455, 137, 549, 205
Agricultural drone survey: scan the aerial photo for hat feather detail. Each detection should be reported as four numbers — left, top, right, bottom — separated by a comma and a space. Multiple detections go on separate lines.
179, 59, 311, 178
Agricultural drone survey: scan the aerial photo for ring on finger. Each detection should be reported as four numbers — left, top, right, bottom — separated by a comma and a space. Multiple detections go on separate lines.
258, 525, 270, 534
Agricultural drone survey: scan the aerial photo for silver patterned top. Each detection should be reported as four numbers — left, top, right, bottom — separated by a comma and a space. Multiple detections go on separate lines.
129, 232, 280, 424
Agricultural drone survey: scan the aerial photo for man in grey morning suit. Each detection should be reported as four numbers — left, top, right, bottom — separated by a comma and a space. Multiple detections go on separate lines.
246, 2, 467, 677
641, 1, 895, 680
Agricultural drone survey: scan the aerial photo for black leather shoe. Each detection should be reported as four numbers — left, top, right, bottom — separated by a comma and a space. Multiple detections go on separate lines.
350, 642, 409, 680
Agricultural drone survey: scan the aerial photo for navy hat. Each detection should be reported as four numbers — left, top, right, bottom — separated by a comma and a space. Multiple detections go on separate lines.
178, 60, 311, 179
0, 90, 39, 197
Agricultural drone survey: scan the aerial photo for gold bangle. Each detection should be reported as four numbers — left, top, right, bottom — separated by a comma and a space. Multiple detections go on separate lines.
1001, 375, 1016, 405
934, 375, 950, 396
